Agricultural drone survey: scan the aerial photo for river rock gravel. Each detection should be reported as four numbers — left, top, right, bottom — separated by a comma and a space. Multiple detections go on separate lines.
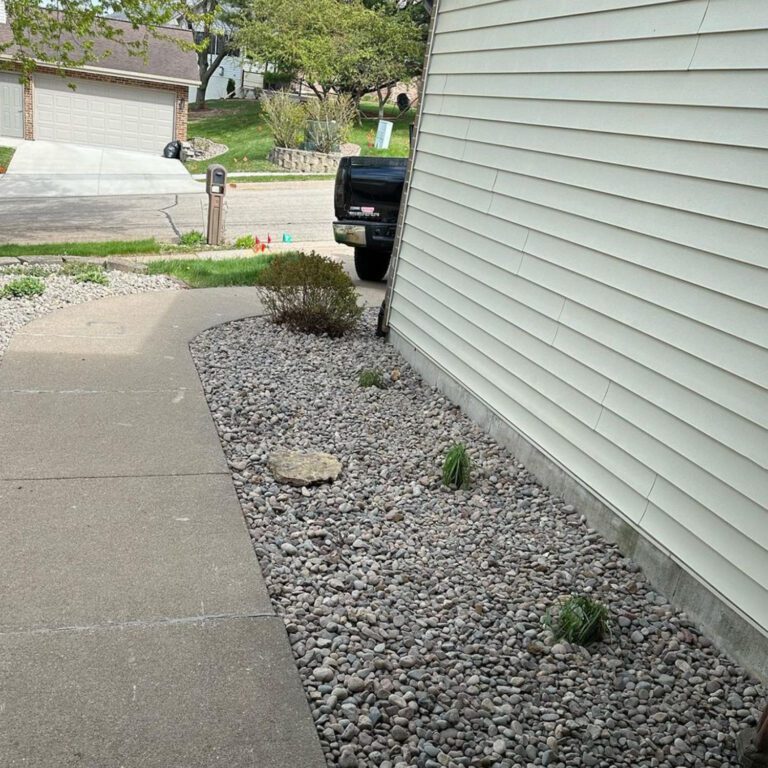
191, 309, 764, 768
0, 265, 180, 359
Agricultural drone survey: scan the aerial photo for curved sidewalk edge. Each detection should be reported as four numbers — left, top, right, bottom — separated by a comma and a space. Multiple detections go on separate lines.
0, 288, 326, 768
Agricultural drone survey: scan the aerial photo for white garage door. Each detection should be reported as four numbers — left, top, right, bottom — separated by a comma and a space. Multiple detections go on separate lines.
0, 72, 24, 138
34, 74, 175, 154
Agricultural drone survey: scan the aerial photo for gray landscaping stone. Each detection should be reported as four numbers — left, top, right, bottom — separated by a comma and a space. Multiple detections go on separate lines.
17, 256, 63, 265
268, 450, 342, 486
191, 308, 766, 768
105, 257, 148, 274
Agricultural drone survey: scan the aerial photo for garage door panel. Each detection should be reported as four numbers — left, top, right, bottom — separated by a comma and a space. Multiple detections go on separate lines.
0, 73, 24, 138
34, 75, 175, 153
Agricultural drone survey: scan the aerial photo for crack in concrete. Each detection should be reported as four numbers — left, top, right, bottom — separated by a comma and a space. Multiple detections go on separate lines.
160, 194, 184, 239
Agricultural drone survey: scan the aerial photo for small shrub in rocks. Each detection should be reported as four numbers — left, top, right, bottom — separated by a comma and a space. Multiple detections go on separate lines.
0, 265, 51, 277
60, 261, 103, 276
256, 252, 363, 337
73, 268, 109, 286
543, 594, 611, 645
358, 368, 386, 389
0, 276, 45, 299
178, 230, 206, 247
234, 234, 256, 249
442, 441, 471, 489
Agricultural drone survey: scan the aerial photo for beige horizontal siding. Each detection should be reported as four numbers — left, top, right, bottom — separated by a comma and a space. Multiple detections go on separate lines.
389, 0, 768, 635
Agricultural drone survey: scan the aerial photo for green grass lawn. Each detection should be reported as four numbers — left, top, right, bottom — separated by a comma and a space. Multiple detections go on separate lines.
0, 146, 17, 170
146, 255, 278, 287
186, 99, 415, 175
0, 239, 162, 258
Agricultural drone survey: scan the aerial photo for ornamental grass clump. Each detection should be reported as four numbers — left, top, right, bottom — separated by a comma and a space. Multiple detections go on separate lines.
257, 251, 363, 337
304, 95, 355, 153
262, 91, 307, 149
358, 368, 386, 389
543, 595, 611, 646
0, 276, 45, 298
442, 442, 471, 489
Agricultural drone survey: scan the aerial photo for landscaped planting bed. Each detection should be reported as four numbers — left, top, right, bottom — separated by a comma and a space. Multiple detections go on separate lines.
192, 310, 764, 768
0, 265, 179, 358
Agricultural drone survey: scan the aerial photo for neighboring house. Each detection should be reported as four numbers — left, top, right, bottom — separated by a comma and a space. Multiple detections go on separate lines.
188, 33, 244, 102
0, 3, 198, 153
385, 0, 768, 679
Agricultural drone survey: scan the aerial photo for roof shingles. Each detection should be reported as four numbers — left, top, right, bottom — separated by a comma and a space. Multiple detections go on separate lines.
0, 16, 199, 84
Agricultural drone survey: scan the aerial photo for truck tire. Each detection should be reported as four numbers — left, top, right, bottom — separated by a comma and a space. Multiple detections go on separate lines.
354, 248, 391, 282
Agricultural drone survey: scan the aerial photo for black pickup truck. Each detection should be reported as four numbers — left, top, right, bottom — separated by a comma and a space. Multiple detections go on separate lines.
333, 156, 408, 281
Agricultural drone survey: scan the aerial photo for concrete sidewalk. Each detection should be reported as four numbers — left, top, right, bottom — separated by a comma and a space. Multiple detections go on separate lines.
0, 289, 326, 767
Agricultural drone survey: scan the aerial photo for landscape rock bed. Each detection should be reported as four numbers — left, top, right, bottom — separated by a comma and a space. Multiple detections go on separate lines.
179, 136, 228, 163
192, 310, 764, 768
0, 266, 180, 358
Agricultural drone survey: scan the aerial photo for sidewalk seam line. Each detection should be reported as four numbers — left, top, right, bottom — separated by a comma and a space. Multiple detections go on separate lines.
1, 471, 231, 481
2, 612, 280, 637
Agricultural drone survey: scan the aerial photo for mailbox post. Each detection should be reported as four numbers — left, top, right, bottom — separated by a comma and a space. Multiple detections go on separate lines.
205, 164, 227, 246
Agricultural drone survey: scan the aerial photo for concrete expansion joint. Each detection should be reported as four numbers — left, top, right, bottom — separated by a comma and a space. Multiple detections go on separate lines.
3, 387, 192, 395
2, 611, 280, 637
1, 470, 231, 482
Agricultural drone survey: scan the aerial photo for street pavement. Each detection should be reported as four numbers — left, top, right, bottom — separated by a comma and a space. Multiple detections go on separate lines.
0, 180, 337, 247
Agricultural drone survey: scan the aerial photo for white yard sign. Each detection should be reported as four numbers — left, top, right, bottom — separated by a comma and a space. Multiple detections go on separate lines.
374, 120, 393, 150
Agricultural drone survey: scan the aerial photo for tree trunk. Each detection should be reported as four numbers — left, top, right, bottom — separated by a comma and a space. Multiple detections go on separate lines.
196, 48, 228, 109
377, 86, 392, 120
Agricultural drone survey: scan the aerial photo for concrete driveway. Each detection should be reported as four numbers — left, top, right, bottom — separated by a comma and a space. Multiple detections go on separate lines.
0, 140, 201, 198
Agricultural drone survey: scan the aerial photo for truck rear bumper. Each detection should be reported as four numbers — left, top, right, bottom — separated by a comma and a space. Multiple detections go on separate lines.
333, 221, 397, 252
333, 222, 367, 247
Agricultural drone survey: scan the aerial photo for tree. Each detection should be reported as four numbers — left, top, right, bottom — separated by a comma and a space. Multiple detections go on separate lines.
181, 0, 231, 109
2, 0, 201, 78
336, 8, 424, 116
234, 0, 424, 105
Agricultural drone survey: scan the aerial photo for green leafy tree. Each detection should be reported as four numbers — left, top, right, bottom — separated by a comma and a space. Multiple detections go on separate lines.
234, 0, 424, 105
337, 8, 424, 116
2, 0, 201, 78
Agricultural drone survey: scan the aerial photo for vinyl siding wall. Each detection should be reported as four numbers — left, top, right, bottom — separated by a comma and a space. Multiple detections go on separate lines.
388, 0, 768, 656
